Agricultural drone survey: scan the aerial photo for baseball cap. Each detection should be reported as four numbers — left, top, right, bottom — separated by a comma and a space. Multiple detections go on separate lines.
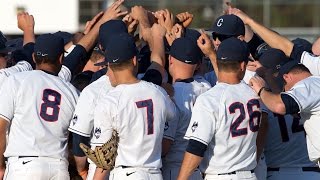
292, 38, 312, 53
99, 20, 128, 50
34, 33, 65, 60
96, 33, 137, 66
259, 48, 290, 73
184, 28, 201, 43
53, 31, 73, 45
279, 60, 301, 77
210, 14, 245, 38
0, 31, 14, 54
169, 37, 203, 65
216, 37, 249, 61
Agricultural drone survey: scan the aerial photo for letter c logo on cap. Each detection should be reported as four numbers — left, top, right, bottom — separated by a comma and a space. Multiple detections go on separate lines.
217, 18, 223, 27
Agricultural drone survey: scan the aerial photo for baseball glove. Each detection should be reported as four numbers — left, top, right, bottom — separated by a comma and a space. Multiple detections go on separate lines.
80, 130, 119, 170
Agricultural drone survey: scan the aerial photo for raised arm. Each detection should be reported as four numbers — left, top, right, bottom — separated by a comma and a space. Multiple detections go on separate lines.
228, 7, 293, 57
312, 36, 320, 56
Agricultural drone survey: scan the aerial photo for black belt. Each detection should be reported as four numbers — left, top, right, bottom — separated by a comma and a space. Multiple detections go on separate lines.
267, 167, 320, 172
218, 170, 254, 175
18, 156, 38, 158
119, 165, 132, 168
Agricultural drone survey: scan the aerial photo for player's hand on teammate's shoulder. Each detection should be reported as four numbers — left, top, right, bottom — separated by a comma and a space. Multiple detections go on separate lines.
197, 30, 215, 56
17, 12, 34, 32
249, 76, 266, 94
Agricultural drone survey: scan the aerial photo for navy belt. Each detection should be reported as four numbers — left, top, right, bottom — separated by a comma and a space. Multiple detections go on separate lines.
18, 156, 38, 158
267, 167, 320, 172
218, 170, 254, 175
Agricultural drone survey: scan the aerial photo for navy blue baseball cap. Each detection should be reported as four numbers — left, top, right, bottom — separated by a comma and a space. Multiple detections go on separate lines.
0, 31, 14, 54
279, 60, 301, 77
53, 31, 73, 45
170, 37, 203, 65
184, 28, 201, 43
99, 20, 128, 50
34, 33, 65, 60
217, 37, 249, 61
259, 48, 290, 73
210, 15, 245, 37
292, 38, 312, 53
96, 33, 137, 66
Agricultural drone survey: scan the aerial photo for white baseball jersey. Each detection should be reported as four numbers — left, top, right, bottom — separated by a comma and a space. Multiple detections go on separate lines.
68, 75, 112, 138
194, 75, 212, 90
0, 70, 79, 160
163, 80, 210, 168
300, 52, 320, 76
92, 80, 177, 169
282, 76, 320, 161
185, 81, 261, 174
0, 61, 33, 87
264, 111, 316, 167
243, 69, 256, 85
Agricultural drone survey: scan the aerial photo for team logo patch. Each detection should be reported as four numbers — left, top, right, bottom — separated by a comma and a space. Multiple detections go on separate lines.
94, 127, 101, 139
164, 121, 169, 131
191, 122, 198, 132
72, 114, 78, 126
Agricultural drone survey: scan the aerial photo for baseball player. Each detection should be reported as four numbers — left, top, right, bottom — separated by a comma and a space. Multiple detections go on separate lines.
178, 37, 261, 180
250, 60, 320, 166
91, 32, 177, 180
162, 37, 210, 180
0, 34, 79, 180
228, 7, 320, 76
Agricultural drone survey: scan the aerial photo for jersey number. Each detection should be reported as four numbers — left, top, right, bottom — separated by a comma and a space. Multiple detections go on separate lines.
229, 99, 261, 137
136, 99, 154, 135
274, 113, 304, 142
40, 89, 61, 122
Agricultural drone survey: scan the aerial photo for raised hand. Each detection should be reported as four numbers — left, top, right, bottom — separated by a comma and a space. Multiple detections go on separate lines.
122, 14, 138, 34
17, 12, 34, 32
249, 76, 267, 94
83, 11, 104, 35
176, 12, 194, 28
100, 0, 128, 23
157, 9, 174, 32
197, 30, 215, 56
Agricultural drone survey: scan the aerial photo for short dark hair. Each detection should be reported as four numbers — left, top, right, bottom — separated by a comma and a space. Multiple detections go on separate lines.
34, 55, 61, 65
90, 51, 104, 63
108, 58, 134, 71
288, 64, 310, 74
217, 60, 242, 72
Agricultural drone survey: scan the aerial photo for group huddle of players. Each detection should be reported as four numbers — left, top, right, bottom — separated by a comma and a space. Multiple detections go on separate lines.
0, 1, 320, 180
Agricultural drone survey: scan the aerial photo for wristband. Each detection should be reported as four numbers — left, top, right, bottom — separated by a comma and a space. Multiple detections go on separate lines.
258, 87, 266, 96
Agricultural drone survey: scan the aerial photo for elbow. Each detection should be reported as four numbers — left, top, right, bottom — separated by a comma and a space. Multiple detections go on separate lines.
312, 46, 320, 56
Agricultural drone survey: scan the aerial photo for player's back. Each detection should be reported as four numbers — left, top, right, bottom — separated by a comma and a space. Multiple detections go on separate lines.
3, 70, 78, 160
194, 81, 261, 174
264, 112, 316, 168
163, 80, 210, 167
95, 80, 176, 169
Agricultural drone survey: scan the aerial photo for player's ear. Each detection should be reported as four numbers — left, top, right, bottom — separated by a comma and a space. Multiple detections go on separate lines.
32, 53, 36, 63
132, 56, 137, 67
58, 54, 64, 64
283, 73, 291, 82
240, 61, 246, 71
169, 56, 173, 65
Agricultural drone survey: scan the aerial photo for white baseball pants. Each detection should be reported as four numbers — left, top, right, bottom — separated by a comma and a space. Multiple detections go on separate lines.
4, 156, 69, 180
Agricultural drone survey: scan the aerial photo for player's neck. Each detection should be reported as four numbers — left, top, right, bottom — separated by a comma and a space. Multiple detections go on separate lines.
36, 64, 61, 76
115, 71, 139, 85
172, 68, 195, 83
218, 72, 241, 84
